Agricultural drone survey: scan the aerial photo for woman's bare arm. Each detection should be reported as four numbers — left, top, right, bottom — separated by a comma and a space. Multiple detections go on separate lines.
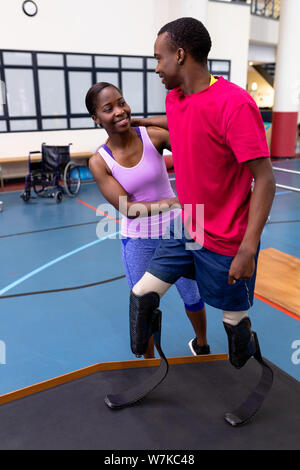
89, 153, 180, 219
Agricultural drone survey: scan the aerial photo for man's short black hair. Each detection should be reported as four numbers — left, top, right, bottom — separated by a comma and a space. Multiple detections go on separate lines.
158, 17, 212, 64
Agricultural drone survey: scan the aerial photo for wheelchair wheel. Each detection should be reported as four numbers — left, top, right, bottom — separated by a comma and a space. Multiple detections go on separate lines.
63, 162, 81, 197
54, 190, 63, 204
21, 190, 31, 202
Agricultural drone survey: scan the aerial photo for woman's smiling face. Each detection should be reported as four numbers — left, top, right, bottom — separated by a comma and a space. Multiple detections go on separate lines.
93, 85, 131, 133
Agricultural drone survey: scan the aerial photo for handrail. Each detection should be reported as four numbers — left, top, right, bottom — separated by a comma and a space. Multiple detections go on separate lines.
210, 0, 280, 19
251, 0, 280, 19
273, 166, 300, 176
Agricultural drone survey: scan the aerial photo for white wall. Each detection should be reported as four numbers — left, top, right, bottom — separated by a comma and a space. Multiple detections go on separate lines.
208, 1, 251, 88
248, 43, 276, 63
167, 0, 208, 25
0, 0, 164, 55
250, 15, 279, 46
0, 0, 254, 158
0, 0, 168, 157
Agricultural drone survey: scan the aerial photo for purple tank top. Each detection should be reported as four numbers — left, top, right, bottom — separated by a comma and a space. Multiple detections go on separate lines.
98, 127, 180, 237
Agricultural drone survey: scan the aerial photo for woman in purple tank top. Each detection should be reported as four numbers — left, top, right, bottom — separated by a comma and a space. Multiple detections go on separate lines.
86, 82, 210, 359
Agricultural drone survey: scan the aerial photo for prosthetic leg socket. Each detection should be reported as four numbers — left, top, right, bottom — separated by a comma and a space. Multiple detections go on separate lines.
130, 290, 160, 356
104, 290, 168, 409
223, 317, 256, 369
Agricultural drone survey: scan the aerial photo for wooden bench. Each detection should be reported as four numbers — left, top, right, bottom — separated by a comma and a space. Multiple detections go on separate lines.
0, 153, 174, 187
0, 152, 93, 188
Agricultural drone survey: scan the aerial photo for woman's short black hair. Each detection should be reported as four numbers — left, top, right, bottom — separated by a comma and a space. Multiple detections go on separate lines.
158, 17, 212, 64
85, 82, 122, 116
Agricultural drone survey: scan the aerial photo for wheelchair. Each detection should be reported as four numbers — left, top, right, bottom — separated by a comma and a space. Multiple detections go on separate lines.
21, 143, 81, 203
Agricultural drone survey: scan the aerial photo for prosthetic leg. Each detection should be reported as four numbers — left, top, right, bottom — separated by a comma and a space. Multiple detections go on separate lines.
105, 294, 273, 426
223, 317, 255, 369
223, 318, 273, 426
104, 291, 169, 409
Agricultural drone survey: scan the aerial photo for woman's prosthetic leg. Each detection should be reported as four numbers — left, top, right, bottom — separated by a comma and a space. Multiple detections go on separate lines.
223, 317, 273, 426
105, 288, 169, 409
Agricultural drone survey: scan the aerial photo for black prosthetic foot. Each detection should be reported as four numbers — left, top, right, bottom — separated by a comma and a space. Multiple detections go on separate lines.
104, 291, 169, 409
223, 318, 273, 426
223, 317, 256, 369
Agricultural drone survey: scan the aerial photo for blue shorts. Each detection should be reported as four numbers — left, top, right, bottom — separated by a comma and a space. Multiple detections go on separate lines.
121, 237, 204, 312
147, 220, 260, 312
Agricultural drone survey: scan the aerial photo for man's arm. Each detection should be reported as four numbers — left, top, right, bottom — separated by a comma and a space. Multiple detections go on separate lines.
228, 157, 276, 285
131, 115, 168, 130
146, 126, 171, 152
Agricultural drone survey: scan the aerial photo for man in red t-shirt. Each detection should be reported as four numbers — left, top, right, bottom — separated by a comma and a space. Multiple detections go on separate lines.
129, 17, 276, 369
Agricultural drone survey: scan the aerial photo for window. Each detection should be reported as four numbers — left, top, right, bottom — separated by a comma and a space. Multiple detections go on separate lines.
5, 69, 36, 117
0, 49, 230, 133
122, 71, 144, 114
208, 59, 231, 80
147, 72, 167, 114
68, 71, 93, 115
38, 69, 66, 115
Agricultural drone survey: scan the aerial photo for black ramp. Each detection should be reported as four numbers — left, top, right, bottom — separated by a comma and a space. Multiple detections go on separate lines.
0, 359, 299, 450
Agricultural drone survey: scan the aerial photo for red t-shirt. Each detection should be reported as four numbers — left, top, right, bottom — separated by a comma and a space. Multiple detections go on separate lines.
166, 76, 270, 256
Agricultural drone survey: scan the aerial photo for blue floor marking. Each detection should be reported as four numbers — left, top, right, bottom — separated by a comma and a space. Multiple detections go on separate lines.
0, 231, 120, 296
